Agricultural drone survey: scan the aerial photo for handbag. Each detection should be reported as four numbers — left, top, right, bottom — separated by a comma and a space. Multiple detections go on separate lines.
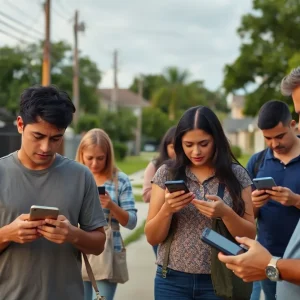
82, 253, 106, 300
82, 172, 129, 284
210, 183, 252, 300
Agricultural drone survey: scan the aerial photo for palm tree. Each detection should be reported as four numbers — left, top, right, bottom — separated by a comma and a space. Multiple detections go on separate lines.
152, 66, 194, 120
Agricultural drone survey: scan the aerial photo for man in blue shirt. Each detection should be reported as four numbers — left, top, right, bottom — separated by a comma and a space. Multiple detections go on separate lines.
246, 100, 300, 300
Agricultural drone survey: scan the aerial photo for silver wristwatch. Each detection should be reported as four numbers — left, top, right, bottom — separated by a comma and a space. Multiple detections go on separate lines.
265, 256, 281, 281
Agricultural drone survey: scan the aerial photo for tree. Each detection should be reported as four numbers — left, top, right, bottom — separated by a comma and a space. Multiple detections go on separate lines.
129, 74, 166, 101
223, 0, 300, 116
0, 41, 101, 115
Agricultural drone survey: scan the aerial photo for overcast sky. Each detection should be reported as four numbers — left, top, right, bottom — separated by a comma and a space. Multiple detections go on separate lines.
0, 0, 252, 91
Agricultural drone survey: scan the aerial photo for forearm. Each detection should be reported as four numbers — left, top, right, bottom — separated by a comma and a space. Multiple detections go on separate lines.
0, 225, 11, 253
222, 208, 256, 239
109, 202, 130, 227
142, 188, 152, 203
277, 259, 300, 285
70, 226, 106, 255
145, 203, 173, 245
292, 194, 300, 209
253, 206, 260, 218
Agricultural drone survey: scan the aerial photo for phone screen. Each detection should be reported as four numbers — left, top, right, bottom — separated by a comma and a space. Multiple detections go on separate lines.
201, 228, 245, 256
97, 186, 106, 195
164, 180, 190, 193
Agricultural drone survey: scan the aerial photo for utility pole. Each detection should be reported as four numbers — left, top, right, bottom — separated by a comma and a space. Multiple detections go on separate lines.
135, 76, 143, 156
42, 0, 51, 86
73, 10, 85, 126
111, 49, 118, 112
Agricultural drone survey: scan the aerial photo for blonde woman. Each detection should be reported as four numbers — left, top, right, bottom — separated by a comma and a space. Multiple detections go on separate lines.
76, 128, 137, 300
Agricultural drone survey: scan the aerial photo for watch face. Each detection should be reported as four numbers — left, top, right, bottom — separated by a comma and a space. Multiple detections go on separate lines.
266, 266, 279, 281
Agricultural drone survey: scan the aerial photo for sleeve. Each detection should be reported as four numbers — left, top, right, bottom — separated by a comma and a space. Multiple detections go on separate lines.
246, 154, 257, 180
142, 161, 156, 203
232, 164, 253, 189
79, 168, 108, 231
118, 173, 137, 230
152, 164, 169, 190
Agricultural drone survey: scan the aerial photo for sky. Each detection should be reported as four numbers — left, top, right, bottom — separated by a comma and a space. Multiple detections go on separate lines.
0, 0, 253, 92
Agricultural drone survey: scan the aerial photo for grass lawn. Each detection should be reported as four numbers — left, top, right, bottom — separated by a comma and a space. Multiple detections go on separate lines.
132, 183, 143, 189
238, 154, 251, 167
124, 220, 146, 246
117, 152, 156, 175
134, 194, 143, 202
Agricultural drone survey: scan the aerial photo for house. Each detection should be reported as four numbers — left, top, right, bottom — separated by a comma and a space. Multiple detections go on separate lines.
98, 88, 150, 115
223, 94, 265, 154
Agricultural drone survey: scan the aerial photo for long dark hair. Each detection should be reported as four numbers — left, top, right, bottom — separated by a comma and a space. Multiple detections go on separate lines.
155, 126, 176, 170
168, 106, 245, 216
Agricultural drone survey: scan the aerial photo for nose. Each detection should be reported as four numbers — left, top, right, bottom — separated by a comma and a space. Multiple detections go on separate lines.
193, 145, 201, 155
91, 159, 98, 168
271, 139, 279, 149
40, 139, 50, 153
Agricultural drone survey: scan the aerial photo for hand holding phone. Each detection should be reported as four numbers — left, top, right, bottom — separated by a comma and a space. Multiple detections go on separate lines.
253, 177, 276, 191
201, 227, 247, 256
97, 186, 106, 195
163, 180, 194, 214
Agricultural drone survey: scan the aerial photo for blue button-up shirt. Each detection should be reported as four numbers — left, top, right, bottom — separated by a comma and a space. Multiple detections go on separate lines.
247, 148, 300, 257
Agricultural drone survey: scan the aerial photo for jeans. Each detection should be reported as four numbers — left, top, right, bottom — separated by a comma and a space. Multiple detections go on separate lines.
155, 265, 223, 299
153, 245, 158, 257
83, 280, 117, 300
261, 279, 276, 300
250, 281, 262, 300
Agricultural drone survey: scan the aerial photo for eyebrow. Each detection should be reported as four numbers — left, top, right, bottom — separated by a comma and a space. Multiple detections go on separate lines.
264, 132, 286, 139
32, 132, 64, 138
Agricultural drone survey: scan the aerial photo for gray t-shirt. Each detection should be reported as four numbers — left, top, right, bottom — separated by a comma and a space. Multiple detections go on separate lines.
0, 152, 107, 300
276, 219, 300, 300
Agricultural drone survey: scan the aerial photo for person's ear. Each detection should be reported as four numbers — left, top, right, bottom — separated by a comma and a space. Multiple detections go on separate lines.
16, 116, 24, 134
290, 119, 297, 130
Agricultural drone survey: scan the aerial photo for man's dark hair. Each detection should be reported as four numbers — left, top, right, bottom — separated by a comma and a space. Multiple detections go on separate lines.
257, 100, 292, 130
20, 85, 76, 129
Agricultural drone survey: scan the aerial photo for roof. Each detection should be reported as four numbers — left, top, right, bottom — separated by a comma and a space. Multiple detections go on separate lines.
98, 89, 150, 108
223, 116, 255, 133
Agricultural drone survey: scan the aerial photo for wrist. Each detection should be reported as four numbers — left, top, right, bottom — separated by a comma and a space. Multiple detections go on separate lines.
68, 224, 79, 244
161, 203, 173, 218
221, 205, 233, 220
292, 193, 300, 209
0, 224, 12, 243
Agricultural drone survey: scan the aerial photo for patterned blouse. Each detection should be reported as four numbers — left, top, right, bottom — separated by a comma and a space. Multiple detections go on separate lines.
102, 171, 137, 252
152, 163, 252, 274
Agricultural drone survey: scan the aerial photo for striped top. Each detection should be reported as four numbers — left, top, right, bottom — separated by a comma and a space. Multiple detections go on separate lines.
102, 171, 137, 251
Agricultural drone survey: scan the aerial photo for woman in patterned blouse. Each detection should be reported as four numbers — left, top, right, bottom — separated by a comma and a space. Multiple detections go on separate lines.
145, 106, 256, 299
76, 128, 137, 300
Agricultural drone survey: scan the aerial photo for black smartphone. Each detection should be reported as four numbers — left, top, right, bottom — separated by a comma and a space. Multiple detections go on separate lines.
164, 180, 190, 193
97, 186, 106, 195
200, 227, 247, 256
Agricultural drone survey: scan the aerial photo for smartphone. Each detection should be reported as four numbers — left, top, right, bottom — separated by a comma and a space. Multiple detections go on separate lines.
97, 186, 106, 195
29, 205, 59, 222
253, 177, 277, 190
201, 227, 247, 256
164, 180, 190, 193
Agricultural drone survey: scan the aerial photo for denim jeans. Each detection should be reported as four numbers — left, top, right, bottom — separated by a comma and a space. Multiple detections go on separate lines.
250, 281, 262, 300
153, 245, 158, 257
260, 279, 276, 300
155, 265, 223, 299
83, 280, 117, 300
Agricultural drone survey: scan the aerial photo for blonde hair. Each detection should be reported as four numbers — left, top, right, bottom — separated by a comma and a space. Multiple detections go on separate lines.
75, 128, 117, 179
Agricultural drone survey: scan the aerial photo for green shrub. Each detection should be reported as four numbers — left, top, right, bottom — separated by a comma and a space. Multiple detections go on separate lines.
76, 114, 100, 133
231, 145, 242, 158
114, 142, 127, 161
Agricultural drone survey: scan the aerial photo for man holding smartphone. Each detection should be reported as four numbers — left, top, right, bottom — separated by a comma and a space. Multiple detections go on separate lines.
0, 86, 107, 300
219, 69, 300, 300
246, 100, 300, 300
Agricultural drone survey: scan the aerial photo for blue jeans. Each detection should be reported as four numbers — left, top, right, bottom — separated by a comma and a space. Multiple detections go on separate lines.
155, 265, 223, 299
250, 281, 261, 300
260, 279, 276, 300
83, 280, 117, 300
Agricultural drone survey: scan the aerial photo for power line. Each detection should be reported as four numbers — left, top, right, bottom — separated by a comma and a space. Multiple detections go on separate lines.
56, 0, 73, 17
0, 28, 29, 44
0, 11, 43, 37
0, 18, 40, 42
52, 6, 71, 22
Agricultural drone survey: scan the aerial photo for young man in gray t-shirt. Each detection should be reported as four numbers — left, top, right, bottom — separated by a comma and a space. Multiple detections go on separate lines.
0, 86, 107, 300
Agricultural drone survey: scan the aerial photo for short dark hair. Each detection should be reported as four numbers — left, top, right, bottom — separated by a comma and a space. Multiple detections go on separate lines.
281, 67, 300, 96
257, 100, 291, 130
20, 85, 76, 129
